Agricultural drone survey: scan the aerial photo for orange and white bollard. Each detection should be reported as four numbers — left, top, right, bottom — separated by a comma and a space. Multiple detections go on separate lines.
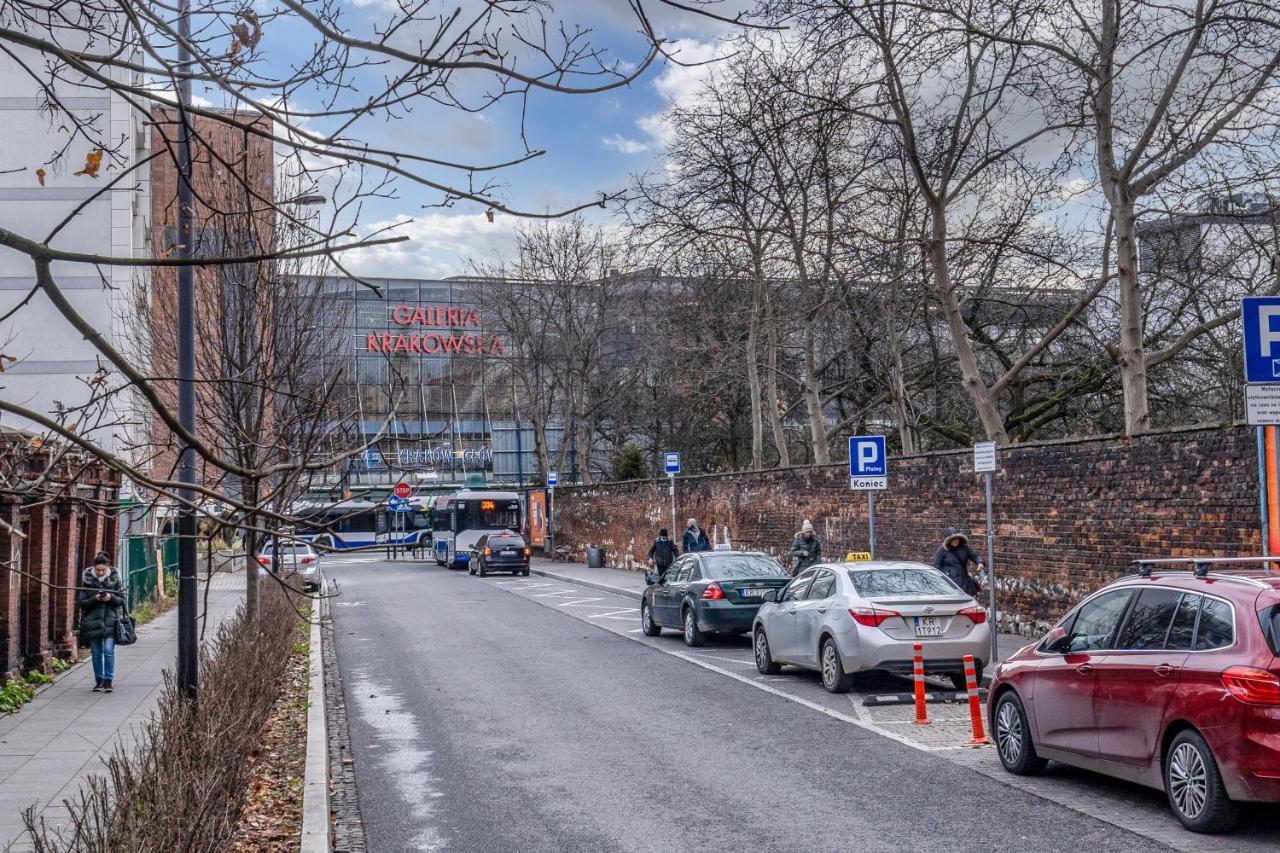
963, 654, 990, 745
912, 643, 931, 725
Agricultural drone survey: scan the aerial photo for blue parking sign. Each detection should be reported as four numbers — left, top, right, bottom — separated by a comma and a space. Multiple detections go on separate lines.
849, 435, 887, 490
1242, 296, 1280, 383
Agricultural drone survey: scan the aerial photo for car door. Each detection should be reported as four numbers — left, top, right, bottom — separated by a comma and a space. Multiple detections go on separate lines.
656, 558, 691, 626
772, 570, 816, 662
1093, 588, 1194, 766
791, 569, 837, 666
1032, 588, 1134, 758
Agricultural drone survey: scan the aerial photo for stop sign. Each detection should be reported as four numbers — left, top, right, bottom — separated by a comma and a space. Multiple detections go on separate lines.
393, 481, 411, 499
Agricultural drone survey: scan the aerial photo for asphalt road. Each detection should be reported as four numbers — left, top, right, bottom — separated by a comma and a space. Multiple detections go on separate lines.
324, 557, 1195, 853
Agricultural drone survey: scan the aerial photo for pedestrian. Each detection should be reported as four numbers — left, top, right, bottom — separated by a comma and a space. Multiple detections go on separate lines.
932, 527, 985, 597
789, 520, 822, 575
682, 518, 710, 553
78, 552, 124, 694
647, 528, 679, 581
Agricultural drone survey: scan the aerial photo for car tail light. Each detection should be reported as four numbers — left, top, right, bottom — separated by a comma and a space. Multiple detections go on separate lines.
958, 605, 988, 624
256, 557, 269, 566
483, 547, 491, 556
523, 547, 532, 556
849, 606, 900, 627
300, 556, 315, 565
702, 583, 725, 600
1221, 666, 1280, 705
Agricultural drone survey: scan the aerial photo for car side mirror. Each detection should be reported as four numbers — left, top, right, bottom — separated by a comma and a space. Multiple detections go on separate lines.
764, 589, 779, 603
1043, 626, 1070, 654
644, 570, 657, 586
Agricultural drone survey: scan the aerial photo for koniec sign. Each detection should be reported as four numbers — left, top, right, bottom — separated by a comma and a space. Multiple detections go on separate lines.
364, 304, 506, 355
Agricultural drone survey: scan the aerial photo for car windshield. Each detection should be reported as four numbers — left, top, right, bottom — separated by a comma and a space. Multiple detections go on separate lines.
702, 555, 786, 580
849, 568, 960, 598
260, 543, 312, 556
488, 536, 524, 548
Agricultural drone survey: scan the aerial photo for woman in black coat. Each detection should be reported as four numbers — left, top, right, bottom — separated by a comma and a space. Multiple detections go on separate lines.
931, 528, 985, 597
78, 552, 124, 693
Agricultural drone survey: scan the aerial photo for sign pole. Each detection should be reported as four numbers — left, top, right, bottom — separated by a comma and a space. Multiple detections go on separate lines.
984, 470, 997, 667
867, 492, 876, 559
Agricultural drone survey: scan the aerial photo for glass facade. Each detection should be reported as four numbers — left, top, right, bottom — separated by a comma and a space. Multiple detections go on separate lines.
314, 276, 563, 492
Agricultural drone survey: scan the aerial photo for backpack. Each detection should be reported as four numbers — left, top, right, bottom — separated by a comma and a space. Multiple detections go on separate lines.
652, 538, 676, 566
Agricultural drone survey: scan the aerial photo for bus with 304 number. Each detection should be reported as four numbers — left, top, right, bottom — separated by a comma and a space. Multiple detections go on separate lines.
433, 490, 522, 570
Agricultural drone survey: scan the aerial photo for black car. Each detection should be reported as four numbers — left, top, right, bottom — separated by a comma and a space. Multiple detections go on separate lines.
468, 531, 531, 577
641, 551, 789, 646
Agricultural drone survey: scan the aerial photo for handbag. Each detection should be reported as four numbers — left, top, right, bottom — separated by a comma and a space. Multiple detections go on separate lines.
115, 606, 138, 646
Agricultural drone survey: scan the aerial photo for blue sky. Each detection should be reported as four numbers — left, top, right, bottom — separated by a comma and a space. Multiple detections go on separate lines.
233, 1, 746, 277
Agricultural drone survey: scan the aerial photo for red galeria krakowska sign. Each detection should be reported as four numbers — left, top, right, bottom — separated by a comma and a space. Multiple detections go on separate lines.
364, 305, 506, 355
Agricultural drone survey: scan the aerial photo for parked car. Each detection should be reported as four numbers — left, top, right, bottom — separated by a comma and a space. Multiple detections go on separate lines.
256, 541, 321, 591
988, 563, 1280, 833
641, 551, 789, 646
752, 560, 991, 693
468, 531, 531, 577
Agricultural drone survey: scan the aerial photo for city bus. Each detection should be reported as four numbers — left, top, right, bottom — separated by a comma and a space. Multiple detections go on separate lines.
297, 498, 432, 551
433, 489, 522, 570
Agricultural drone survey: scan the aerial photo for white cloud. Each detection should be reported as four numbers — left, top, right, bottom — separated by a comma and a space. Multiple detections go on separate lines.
345, 212, 522, 278
602, 134, 650, 154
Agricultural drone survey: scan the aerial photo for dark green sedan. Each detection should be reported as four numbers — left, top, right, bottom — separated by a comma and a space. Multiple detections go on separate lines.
641, 551, 789, 646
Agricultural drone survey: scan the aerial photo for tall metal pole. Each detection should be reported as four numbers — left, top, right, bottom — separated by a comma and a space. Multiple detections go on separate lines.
867, 492, 876, 559
175, 0, 199, 699
984, 471, 998, 667
669, 474, 676, 540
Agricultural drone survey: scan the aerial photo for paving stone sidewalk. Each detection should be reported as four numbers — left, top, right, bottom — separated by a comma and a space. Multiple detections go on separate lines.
0, 571, 245, 851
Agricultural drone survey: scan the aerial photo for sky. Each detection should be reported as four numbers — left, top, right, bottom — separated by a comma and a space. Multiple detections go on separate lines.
239, 1, 749, 279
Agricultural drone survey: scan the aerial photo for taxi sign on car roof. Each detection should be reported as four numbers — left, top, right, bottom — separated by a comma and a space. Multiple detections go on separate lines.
844, 551, 872, 561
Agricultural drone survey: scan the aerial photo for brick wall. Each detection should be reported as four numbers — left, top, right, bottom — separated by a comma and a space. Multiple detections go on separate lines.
552, 424, 1262, 636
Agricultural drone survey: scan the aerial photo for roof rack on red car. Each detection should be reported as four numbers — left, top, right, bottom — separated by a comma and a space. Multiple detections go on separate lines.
1131, 556, 1280, 584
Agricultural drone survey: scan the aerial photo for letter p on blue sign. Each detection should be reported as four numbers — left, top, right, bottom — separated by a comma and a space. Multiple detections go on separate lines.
849, 435, 886, 477
1242, 296, 1280, 383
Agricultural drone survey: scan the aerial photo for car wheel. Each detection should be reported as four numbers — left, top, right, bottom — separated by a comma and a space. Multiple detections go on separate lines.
682, 606, 704, 647
641, 603, 662, 637
754, 629, 781, 674
477, 560, 487, 577
1165, 730, 1239, 833
820, 639, 854, 694
949, 671, 970, 692
993, 692, 1048, 776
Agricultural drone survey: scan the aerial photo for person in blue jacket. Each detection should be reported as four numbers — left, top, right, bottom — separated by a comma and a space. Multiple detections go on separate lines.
682, 518, 710, 553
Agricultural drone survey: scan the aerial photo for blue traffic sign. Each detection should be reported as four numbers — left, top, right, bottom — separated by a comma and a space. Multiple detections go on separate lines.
387, 496, 412, 512
1242, 296, 1280, 383
547, 471, 558, 488
664, 451, 681, 475
849, 435, 887, 477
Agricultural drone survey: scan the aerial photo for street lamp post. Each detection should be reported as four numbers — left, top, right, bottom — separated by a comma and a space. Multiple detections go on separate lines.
175, 0, 198, 699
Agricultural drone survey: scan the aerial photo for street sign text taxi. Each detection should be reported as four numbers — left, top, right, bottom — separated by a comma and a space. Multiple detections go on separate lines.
848, 435, 887, 490
1242, 296, 1280, 383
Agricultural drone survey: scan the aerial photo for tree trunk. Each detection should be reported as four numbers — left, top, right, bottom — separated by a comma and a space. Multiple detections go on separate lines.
574, 412, 593, 485
243, 476, 258, 624
889, 339, 916, 453
802, 326, 831, 464
745, 294, 765, 470
1112, 199, 1150, 435
764, 287, 790, 467
928, 202, 1009, 443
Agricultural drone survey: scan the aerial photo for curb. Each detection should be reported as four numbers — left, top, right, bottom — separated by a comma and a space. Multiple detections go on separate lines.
300, 576, 330, 853
529, 566, 643, 601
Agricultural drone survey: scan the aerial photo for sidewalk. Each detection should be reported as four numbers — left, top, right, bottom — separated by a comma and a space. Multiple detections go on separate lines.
0, 571, 245, 851
529, 558, 1030, 673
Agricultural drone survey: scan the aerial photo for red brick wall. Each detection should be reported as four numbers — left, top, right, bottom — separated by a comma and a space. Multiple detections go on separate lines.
552, 424, 1262, 635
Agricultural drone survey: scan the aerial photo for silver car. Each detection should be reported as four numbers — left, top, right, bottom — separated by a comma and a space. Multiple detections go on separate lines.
256, 541, 322, 591
751, 560, 992, 693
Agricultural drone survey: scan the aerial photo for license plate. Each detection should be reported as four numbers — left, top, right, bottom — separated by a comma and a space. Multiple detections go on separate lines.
914, 616, 944, 637
502, 550, 516, 556
741, 587, 767, 598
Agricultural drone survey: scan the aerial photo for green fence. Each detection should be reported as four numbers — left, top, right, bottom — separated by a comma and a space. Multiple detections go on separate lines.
123, 535, 180, 609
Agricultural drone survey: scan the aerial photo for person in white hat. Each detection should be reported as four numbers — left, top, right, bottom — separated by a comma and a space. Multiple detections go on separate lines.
790, 520, 821, 575
682, 518, 710, 553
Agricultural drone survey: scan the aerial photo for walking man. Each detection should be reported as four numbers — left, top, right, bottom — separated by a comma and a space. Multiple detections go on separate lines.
647, 528, 679, 581
682, 518, 710, 553
790, 520, 821, 575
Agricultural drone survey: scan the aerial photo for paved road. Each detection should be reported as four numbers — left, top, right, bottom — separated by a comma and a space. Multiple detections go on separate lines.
326, 558, 1277, 853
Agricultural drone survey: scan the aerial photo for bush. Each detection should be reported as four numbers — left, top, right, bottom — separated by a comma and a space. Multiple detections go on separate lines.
610, 442, 647, 481
24, 581, 309, 851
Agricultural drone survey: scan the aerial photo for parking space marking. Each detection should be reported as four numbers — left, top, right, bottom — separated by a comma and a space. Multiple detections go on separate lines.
557, 598, 608, 607
686, 653, 757, 668
585, 608, 635, 620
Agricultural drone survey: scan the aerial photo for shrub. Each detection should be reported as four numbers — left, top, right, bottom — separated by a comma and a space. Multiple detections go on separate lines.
24, 581, 309, 851
0, 679, 36, 713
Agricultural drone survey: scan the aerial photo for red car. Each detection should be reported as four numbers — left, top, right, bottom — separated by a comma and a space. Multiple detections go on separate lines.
988, 561, 1280, 833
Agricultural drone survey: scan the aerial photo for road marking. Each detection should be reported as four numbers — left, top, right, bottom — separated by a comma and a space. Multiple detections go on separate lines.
558, 598, 608, 607
586, 609, 636, 619
687, 653, 757, 668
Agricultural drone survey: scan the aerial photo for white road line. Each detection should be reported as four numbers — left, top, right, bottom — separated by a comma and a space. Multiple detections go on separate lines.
686, 653, 757, 668
586, 609, 636, 619
558, 598, 608, 607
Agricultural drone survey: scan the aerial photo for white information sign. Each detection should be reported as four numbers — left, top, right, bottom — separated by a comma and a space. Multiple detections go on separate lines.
1246, 384, 1280, 425
973, 441, 997, 473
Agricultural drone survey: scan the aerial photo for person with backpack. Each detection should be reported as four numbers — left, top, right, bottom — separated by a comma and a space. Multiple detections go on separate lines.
682, 518, 710, 554
647, 528, 679, 581
78, 552, 124, 693
932, 527, 985, 597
